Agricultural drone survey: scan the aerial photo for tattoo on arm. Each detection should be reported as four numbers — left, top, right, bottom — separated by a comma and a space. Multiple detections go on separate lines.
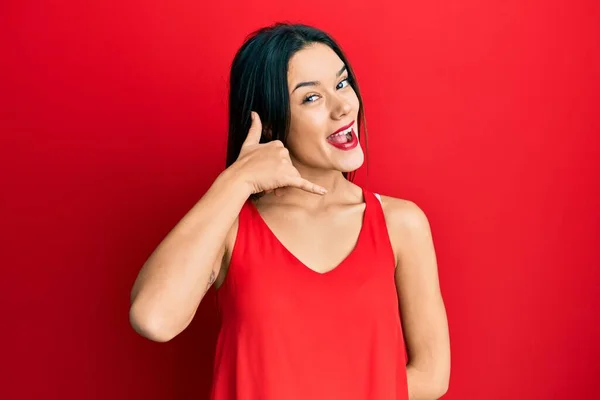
205, 270, 216, 294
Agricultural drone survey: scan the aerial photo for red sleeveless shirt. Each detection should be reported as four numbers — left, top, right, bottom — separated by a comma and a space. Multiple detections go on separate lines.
210, 188, 409, 400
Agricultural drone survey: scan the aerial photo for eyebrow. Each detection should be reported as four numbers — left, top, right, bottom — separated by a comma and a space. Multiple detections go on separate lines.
291, 65, 347, 94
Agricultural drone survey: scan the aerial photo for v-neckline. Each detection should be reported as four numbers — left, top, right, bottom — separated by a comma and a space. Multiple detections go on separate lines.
248, 188, 369, 276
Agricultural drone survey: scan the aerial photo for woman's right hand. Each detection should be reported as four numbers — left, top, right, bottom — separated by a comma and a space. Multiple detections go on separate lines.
232, 111, 327, 196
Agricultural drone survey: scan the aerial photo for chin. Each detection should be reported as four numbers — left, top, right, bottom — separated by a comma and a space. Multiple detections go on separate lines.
334, 147, 365, 173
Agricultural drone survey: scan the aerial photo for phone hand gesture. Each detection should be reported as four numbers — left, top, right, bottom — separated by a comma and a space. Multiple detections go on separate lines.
235, 112, 327, 196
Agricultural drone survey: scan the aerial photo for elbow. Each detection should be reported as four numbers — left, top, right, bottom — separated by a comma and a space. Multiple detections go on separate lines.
129, 302, 179, 343
407, 361, 450, 399
434, 378, 449, 399
431, 368, 450, 399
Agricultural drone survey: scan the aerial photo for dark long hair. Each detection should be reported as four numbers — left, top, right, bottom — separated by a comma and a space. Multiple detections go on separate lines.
225, 22, 368, 182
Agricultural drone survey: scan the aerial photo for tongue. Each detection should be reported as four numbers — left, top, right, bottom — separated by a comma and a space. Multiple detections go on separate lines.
328, 133, 350, 144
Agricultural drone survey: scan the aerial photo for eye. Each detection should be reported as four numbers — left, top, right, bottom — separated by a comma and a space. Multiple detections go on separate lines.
302, 94, 319, 104
337, 77, 351, 89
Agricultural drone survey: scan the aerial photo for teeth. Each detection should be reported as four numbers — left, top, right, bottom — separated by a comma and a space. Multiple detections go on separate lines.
331, 127, 352, 137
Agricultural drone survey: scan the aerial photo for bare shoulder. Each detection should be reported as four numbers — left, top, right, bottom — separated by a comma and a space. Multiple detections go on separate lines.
379, 195, 431, 235
378, 194, 434, 264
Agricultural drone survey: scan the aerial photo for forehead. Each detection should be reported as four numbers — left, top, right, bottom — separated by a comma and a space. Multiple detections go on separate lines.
287, 43, 344, 84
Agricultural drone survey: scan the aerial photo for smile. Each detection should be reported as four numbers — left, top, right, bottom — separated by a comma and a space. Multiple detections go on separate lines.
326, 121, 358, 151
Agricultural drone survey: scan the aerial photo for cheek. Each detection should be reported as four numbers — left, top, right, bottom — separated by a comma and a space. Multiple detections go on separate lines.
349, 89, 360, 110
288, 110, 327, 146
286, 125, 318, 154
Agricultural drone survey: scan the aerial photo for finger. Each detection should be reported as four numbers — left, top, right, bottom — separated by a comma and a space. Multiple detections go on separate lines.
284, 176, 327, 195
242, 111, 262, 147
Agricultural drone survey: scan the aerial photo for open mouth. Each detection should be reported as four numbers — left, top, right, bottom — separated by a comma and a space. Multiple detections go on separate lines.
326, 121, 358, 150
326, 125, 354, 144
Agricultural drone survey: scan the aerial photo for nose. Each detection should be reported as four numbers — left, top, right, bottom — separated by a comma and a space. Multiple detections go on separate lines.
331, 94, 352, 120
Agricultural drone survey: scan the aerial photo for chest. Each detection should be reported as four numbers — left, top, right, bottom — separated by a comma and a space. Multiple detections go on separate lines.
256, 203, 367, 274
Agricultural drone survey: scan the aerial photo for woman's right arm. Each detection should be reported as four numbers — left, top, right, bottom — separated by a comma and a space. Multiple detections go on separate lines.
128, 166, 251, 342
128, 112, 326, 343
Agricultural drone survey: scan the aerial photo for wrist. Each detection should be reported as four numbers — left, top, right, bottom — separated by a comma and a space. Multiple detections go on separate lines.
217, 163, 254, 197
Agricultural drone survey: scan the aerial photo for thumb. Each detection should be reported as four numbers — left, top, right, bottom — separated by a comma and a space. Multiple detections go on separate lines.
242, 111, 262, 147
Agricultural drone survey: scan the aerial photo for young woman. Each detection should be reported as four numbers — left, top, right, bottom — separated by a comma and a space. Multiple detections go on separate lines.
130, 23, 451, 400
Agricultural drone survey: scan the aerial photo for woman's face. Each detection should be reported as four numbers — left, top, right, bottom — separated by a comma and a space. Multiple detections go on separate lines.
286, 43, 364, 174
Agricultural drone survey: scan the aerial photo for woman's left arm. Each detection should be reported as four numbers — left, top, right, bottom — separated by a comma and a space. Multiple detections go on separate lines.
383, 197, 451, 399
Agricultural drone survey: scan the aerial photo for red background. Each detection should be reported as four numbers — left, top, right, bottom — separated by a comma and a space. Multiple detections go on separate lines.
2, 1, 599, 399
